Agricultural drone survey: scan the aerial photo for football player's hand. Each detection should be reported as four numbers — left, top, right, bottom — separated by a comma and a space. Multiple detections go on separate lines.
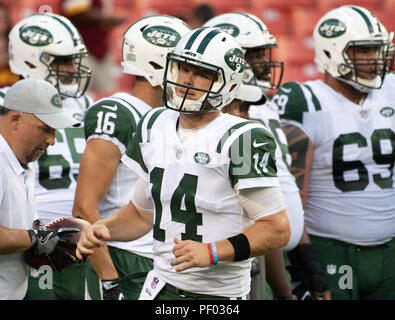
76, 223, 111, 260
171, 237, 211, 272
308, 274, 331, 300
28, 227, 79, 256
101, 279, 125, 300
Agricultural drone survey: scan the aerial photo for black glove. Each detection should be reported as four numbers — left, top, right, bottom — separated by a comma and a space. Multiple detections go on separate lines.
101, 279, 125, 300
288, 244, 329, 299
27, 226, 79, 256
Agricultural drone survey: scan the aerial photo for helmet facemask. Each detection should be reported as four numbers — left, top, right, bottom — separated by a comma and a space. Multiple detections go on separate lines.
244, 45, 284, 93
163, 53, 226, 113
41, 51, 91, 98
338, 40, 391, 92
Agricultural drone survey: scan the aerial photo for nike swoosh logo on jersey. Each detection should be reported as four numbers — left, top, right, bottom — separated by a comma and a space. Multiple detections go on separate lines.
281, 87, 292, 94
253, 140, 269, 148
101, 105, 118, 111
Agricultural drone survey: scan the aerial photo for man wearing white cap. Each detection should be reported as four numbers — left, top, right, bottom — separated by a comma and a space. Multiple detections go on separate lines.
0, 78, 80, 300
0, 12, 93, 300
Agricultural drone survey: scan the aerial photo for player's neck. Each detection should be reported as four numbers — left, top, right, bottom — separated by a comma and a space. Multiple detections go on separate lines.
131, 80, 163, 108
179, 110, 221, 129
324, 73, 367, 105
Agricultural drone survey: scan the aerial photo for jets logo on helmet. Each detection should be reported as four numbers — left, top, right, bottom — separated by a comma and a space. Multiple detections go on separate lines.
121, 15, 191, 87
142, 26, 181, 47
213, 23, 240, 37
225, 48, 245, 73
314, 5, 393, 93
9, 13, 91, 98
318, 19, 347, 38
20, 26, 54, 46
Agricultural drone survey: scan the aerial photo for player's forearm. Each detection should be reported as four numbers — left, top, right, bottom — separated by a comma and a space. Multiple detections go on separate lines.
0, 226, 31, 254
97, 201, 153, 242
215, 209, 290, 262
265, 248, 293, 299
282, 124, 314, 208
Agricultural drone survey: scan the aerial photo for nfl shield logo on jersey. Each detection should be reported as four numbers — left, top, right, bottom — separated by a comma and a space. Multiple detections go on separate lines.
327, 264, 337, 275
151, 277, 159, 289
359, 109, 369, 119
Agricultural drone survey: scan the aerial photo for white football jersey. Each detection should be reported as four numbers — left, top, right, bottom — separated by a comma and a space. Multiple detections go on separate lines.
84, 92, 153, 258
122, 108, 279, 297
249, 104, 304, 250
273, 74, 395, 246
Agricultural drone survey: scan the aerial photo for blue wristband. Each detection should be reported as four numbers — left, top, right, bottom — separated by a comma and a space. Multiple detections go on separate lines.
211, 242, 218, 265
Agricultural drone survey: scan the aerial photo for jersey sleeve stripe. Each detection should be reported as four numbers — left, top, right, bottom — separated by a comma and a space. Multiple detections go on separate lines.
303, 84, 322, 111
111, 96, 143, 119
222, 123, 266, 156
104, 97, 141, 125
87, 134, 126, 155
216, 121, 265, 154
121, 152, 149, 181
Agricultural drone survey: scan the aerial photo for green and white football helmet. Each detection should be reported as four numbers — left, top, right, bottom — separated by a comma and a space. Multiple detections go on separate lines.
163, 27, 246, 113
121, 15, 191, 87
203, 12, 284, 93
314, 5, 393, 92
8, 13, 91, 98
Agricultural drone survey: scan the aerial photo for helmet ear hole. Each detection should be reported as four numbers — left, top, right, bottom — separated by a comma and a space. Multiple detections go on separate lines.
324, 50, 331, 59
149, 61, 163, 70
24, 61, 36, 69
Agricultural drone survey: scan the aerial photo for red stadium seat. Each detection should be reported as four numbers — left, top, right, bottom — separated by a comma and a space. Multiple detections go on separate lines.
291, 7, 327, 37
275, 35, 315, 66
251, 0, 316, 10
251, 7, 293, 35
373, 9, 395, 32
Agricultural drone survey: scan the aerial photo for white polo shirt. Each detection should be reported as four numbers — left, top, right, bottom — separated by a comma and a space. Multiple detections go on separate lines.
0, 133, 37, 300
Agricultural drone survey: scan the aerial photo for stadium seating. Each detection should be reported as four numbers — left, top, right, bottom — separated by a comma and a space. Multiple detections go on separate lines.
275, 35, 315, 66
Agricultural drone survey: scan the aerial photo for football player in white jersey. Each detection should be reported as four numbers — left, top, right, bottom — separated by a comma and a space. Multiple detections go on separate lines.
76, 27, 290, 300
0, 13, 93, 300
204, 12, 330, 300
72, 15, 191, 300
271, 5, 395, 300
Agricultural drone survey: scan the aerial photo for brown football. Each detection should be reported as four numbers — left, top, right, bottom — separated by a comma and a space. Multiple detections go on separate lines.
25, 217, 88, 272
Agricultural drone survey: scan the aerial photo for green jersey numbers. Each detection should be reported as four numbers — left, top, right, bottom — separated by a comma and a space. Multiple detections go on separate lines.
226, 126, 278, 188
38, 128, 84, 190
333, 129, 395, 192
150, 167, 202, 242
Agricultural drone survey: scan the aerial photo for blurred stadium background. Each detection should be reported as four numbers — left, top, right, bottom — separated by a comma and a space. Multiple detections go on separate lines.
1, 0, 395, 100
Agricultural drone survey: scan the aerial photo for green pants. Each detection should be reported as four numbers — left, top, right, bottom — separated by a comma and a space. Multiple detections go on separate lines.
86, 246, 153, 300
156, 282, 249, 300
26, 261, 86, 300
310, 235, 395, 300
